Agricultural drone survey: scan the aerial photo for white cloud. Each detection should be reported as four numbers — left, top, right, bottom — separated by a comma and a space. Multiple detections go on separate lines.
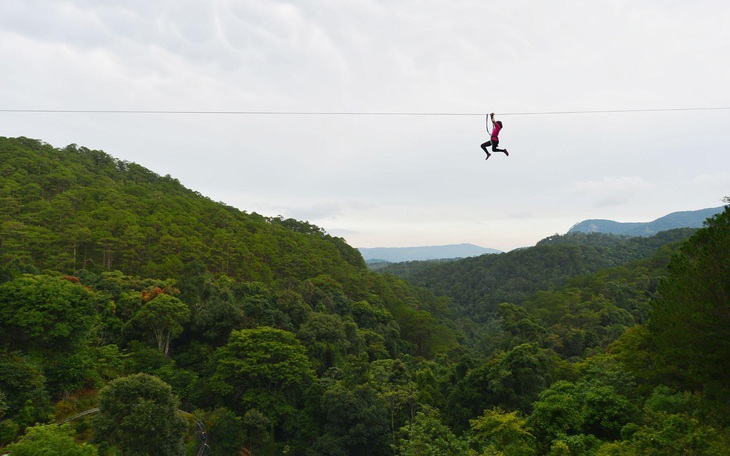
571, 177, 657, 208
2, 0, 729, 251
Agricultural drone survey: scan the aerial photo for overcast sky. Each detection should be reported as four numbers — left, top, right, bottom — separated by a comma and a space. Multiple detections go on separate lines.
2, 0, 729, 251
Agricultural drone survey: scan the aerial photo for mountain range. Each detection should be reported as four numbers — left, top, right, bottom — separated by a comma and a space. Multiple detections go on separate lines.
567, 206, 725, 236
358, 243, 501, 263
360, 206, 725, 264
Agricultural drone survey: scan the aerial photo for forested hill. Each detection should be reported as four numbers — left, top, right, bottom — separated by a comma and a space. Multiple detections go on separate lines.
1, 135, 467, 453
0, 136, 365, 282
378, 229, 697, 321
1, 134, 465, 353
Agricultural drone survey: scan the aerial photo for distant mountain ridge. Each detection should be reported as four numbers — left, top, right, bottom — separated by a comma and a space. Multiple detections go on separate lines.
358, 243, 501, 263
568, 206, 725, 236
360, 206, 725, 264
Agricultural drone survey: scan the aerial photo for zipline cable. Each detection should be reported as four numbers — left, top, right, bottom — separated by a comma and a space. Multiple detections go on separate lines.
1, 106, 729, 116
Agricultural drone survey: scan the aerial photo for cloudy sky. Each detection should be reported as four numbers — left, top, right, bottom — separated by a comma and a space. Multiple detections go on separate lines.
2, 0, 729, 251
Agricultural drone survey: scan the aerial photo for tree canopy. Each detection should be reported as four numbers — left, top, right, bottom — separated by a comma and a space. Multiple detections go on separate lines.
92, 373, 187, 456
1, 136, 728, 455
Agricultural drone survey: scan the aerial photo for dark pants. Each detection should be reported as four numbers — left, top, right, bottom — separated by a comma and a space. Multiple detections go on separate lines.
481, 139, 507, 154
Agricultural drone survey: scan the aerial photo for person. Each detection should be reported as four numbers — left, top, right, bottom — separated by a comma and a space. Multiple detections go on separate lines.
481, 112, 509, 160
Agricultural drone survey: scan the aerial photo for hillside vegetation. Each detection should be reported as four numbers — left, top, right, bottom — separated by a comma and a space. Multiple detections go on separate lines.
1, 136, 728, 455
378, 229, 695, 321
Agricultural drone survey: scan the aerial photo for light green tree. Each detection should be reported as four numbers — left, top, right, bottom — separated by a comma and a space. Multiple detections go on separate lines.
126, 294, 190, 356
397, 406, 469, 456
4, 423, 97, 456
470, 407, 537, 455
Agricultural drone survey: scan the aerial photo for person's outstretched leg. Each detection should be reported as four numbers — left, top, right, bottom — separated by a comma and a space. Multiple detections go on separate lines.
491, 141, 509, 156
481, 141, 492, 160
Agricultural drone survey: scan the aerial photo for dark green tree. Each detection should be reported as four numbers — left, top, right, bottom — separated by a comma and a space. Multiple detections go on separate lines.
312, 381, 390, 456
649, 205, 730, 400
202, 407, 245, 456
189, 279, 246, 344
495, 302, 547, 348
210, 327, 314, 431
242, 408, 274, 456
0, 275, 100, 353
92, 373, 187, 456
489, 343, 556, 414
581, 384, 633, 441
526, 381, 584, 453
0, 351, 52, 428
297, 312, 350, 374
605, 386, 726, 455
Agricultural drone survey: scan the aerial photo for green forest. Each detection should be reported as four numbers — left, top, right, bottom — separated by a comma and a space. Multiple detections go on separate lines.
0, 136, 728, 455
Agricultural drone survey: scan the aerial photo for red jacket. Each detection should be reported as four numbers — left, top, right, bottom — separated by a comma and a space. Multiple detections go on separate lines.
491, 122, 502, 141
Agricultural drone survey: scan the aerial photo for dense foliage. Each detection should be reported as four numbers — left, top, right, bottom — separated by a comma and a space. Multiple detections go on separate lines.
377, 228, 696, 322
1, 136, 728, 455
